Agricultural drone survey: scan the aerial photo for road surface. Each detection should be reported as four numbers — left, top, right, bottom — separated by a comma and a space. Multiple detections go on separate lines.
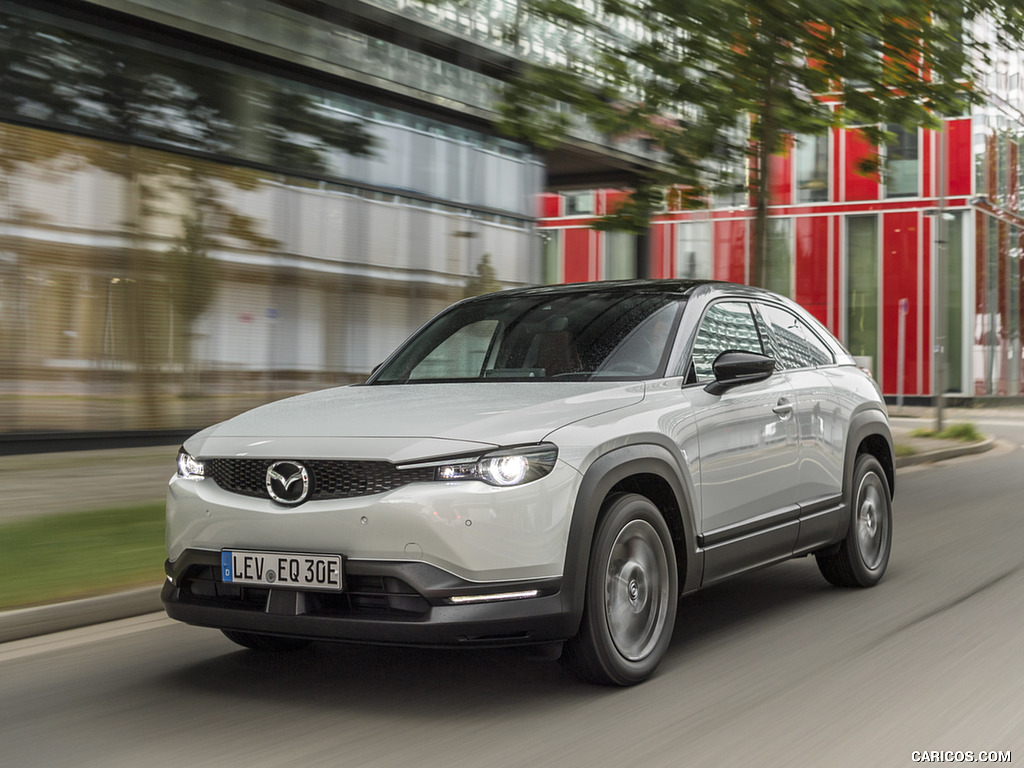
1, 415, 1022, 767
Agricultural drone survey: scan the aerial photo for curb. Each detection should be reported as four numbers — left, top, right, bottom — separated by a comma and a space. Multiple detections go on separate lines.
0, 438, 996, 644
894, 437, 995, 468
0, 586, 163, 644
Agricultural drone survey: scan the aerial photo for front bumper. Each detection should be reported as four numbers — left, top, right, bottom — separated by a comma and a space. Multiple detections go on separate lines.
162, 549, 579, 647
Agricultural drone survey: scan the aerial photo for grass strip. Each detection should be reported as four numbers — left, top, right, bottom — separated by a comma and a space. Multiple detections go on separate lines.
0, 503, 165, 611
909, 422, 984, 442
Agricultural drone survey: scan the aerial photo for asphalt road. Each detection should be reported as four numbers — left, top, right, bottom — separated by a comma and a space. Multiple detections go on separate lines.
1, 417, 1023, 767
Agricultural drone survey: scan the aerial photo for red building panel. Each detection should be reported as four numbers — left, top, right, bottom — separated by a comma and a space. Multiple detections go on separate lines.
844, 129, 881, 201
795, 216, 830, 326
539, 193, 562, 219
769, 136, 793, 206
597, 189, 625, 216
649, 222, 675, 279
564, 228, 596, 283
882, 212, 921, 395
946, 118, 972, 197
714, 219, 747, 283
919, 216, 932, 394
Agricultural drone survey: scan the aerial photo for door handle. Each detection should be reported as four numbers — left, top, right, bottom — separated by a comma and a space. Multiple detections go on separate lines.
773, 399, 793, 418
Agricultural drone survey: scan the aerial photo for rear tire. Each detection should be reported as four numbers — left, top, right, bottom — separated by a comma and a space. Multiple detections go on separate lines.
221, 629, 311, 652
562, 493, 678, 686
816, 453, 892, 588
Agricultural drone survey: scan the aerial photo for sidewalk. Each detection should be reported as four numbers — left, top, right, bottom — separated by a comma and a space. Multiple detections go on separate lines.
889, 421, 997, 467
0, 413, 1000, 643
0, 443, 178, 521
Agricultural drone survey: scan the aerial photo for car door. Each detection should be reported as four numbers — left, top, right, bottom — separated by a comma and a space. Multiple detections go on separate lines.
754, 302, 845, 552
681, 300, 801, 583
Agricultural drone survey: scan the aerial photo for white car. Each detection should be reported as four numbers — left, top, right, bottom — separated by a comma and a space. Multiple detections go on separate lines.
163, 279, 893, 685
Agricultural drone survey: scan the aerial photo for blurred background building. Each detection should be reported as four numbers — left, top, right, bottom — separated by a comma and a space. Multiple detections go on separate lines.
1, 1, 1023, 439
538, 19, 1024, 402
0, 0, 656, 434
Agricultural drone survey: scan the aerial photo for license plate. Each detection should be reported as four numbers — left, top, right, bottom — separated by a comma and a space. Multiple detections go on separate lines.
221, 550, 343, 591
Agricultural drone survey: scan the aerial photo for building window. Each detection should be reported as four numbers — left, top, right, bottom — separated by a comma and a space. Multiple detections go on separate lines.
676, 221, 712, 279
974, 117, 989, 201
604, 231, 636, 279
713, 121, 749, 208
795, 133, 829, 202
997, 132, 1008, 206
979, 216, 1002, 394
762, 218, 792, 297
846, 215, 879, 374
564, 192, 594, 216
884, 125, 918, 198
541, 229, 562, 285
939, 212, 964, 393
1010, 225, 1020, 394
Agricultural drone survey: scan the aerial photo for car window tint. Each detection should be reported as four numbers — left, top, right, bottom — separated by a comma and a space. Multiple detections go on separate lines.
594, 302, 678, 377
691, 301, 762, 382
373, 292, 685, 383
758, 304, 834, 368
409, 320, 498, 379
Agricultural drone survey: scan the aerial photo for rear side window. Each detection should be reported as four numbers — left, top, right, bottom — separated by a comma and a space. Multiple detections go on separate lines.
757, 303, 834, 369
691, 301, 763, 382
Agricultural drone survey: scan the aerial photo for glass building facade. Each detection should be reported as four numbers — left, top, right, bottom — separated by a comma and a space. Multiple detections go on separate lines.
5, 0, 1024, 439
0, 1, 555, 432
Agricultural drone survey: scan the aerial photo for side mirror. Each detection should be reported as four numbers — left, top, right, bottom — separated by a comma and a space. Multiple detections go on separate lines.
704, 350, 776, 395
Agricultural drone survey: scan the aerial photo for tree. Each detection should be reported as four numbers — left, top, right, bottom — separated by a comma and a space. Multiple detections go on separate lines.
494, 0, 1024, 286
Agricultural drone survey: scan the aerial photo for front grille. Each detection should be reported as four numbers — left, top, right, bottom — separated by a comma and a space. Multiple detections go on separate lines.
178, 565, 430, 618
206, 458, 436, 501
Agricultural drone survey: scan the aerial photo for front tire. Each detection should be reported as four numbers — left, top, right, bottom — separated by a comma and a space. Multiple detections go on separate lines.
221, 629, 311, 652
816, 453, 892, 587
563, 493, 678, 686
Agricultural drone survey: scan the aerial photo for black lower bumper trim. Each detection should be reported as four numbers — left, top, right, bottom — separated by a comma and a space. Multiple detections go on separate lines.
162, 550, 579, 648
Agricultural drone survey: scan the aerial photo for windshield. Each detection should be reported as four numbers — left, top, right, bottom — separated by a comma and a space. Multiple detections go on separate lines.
370, 291, 685, 384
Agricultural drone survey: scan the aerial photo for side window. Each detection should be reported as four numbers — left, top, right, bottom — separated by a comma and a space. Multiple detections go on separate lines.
758, 304, 834, 369
691, 302, 763, 382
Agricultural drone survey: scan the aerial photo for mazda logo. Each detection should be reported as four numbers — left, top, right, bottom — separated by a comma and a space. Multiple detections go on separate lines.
265, 461, 310, 505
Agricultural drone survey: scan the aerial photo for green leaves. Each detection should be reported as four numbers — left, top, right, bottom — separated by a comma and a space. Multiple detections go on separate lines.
497, 0, 1023, 241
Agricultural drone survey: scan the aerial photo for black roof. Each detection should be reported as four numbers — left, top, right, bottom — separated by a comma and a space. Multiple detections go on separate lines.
463, 279, 774, 303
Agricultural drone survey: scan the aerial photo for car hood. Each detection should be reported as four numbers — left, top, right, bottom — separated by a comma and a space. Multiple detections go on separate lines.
187, 382, 645, 463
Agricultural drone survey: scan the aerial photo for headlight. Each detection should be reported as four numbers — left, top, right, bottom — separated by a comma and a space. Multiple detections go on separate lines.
176, 447, 205, 479
402, 444, 557, 487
